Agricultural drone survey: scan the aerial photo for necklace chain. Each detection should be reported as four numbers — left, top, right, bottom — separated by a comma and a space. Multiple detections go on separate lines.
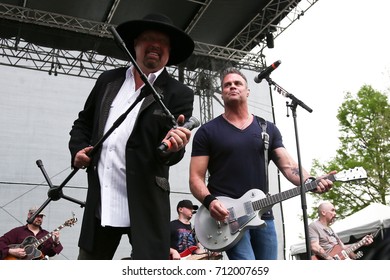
223, 114, 250, 130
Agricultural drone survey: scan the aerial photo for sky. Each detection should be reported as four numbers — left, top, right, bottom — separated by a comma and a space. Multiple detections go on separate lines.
260, 0, 390, 256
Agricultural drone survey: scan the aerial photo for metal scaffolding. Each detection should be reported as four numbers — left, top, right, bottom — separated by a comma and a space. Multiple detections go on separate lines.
0, 0, 319, 123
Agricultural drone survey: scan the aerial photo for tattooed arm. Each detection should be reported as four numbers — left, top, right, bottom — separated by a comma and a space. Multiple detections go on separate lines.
271, 147, 334, 193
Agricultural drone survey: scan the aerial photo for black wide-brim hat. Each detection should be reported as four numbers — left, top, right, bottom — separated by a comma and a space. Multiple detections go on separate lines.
116, 13, 195, 66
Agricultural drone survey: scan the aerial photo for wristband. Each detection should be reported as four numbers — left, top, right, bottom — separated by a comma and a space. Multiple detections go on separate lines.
203, 194, 217, 210
304, 176, 316, 185
305, 176, 317, 193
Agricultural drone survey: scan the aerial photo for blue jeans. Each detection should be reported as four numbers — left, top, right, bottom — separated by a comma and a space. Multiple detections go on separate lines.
226, 220, 277, 260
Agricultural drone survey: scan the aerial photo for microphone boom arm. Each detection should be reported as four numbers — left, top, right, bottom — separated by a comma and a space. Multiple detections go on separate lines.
266, 77, 313, 113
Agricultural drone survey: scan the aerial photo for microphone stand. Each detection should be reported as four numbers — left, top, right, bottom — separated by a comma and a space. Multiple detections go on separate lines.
28, 25, 177, 223
265, 76, 313, 260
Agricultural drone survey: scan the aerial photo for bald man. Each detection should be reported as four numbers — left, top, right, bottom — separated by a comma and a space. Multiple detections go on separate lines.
308, 201, 373, 260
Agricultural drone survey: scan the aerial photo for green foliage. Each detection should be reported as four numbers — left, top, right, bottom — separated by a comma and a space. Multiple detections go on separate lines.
309, 85, 390, 219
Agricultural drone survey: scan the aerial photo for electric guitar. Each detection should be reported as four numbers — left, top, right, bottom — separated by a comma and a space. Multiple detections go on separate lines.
194, 167, 367, 252
173, 246, 222, 260
312, 228, 379, 260
179, 245, 199, 258
5, 215, 77, 260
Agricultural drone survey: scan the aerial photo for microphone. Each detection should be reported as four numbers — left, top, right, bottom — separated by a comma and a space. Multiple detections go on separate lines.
254, 60, 281, 83
157, 116, 201, 152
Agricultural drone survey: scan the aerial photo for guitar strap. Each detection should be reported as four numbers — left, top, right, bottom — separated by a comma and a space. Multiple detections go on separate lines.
256, 116, 269, 194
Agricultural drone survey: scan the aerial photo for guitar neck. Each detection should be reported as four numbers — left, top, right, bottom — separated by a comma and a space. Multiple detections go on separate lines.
33, 224, 65, 248
345, 236, 369, 255
252, 174, 336, 211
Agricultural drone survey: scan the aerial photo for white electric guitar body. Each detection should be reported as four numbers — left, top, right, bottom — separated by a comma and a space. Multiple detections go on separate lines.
195, 167, 367, 252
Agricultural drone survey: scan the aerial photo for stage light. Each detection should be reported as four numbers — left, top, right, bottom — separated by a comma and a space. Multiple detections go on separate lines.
266, 32, 274, 49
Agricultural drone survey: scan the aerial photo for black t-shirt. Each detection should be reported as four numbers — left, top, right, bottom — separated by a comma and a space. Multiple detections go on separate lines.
191, 115, 284, 219
170, 220, 197, 253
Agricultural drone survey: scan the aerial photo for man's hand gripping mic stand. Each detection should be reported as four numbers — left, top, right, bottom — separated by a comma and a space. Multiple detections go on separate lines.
28, 26, 178, 223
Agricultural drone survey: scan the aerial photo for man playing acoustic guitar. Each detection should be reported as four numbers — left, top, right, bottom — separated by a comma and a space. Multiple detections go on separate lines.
309, 201, 374, 260
0, 206, 63, 260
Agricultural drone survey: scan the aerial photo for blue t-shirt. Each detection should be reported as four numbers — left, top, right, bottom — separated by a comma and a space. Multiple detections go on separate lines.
191, 115, 284, 219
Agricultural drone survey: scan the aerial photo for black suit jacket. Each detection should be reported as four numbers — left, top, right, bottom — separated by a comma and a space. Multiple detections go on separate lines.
69, 67, 194, 259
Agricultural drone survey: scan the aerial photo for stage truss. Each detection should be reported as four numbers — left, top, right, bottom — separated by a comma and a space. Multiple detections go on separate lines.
0, 0, 319, 123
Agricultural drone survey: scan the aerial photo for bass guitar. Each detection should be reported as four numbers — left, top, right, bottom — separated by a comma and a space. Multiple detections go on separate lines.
194, 167, 367, 252
5, 215, 77, 260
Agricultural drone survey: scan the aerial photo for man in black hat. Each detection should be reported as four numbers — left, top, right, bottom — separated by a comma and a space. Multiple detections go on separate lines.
170, 200, 200, 259
69, 13, 195, 260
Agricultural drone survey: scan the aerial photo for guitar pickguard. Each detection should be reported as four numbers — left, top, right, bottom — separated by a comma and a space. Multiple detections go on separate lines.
227, 200, 257, 234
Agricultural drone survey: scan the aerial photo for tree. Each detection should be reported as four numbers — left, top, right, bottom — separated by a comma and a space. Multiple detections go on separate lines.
309, 85, 390, 219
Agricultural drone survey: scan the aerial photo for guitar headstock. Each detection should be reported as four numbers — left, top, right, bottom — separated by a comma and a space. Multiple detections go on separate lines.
64, 212, 78, 227
362, 235, 373, 245
334, 167, 367, 182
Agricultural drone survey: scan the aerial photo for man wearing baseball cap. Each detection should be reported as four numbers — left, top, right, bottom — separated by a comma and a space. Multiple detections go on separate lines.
0, 206, 63, 260
170, 200, 200, 259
